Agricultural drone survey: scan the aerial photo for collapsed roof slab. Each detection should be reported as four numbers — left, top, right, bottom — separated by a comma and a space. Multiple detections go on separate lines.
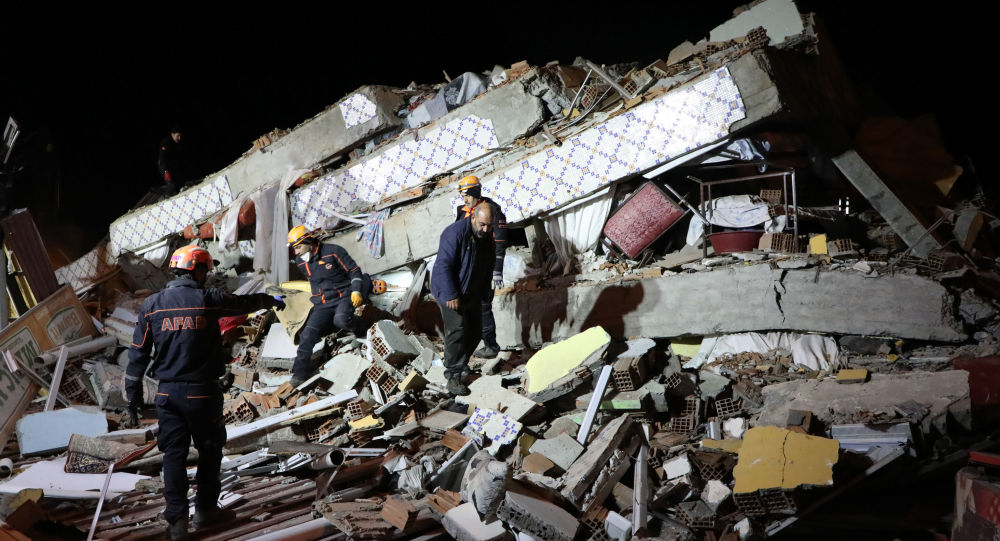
108, 86, 404, 256
289, 70, 548, 231
492, 265, 966, 348
327, 53, 781, 276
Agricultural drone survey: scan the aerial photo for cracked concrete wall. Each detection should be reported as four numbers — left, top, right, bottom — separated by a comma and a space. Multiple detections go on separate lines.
492, 265, 965, 347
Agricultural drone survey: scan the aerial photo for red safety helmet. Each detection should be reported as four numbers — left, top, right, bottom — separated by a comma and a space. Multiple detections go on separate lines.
169, 245, 214, 271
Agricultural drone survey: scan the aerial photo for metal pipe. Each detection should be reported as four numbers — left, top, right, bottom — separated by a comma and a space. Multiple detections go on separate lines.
86, 463, 114, 541
44, 346, 68, 411
308, 448, 346, 470
247, 517, 343, 541
38, 335, 117, 366
584, 61, 633, 99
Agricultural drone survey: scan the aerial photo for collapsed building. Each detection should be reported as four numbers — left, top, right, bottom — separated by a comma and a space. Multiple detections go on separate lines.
1, 0, 999, 539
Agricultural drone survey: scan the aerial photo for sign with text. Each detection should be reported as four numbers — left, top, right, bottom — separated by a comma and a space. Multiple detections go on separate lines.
0, 286, 98, 446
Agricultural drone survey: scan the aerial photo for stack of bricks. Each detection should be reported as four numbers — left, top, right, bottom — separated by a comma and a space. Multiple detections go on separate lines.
759, 188, 782, 205
223, 395, 258, 425
758, 232, 795, 253
668, 396, 700, 434
714, 397, 742, 418
735, 489, 798, 516
826, 238, 856, 257
675, 501, 716, 529
345, 399, 372, 421
304, 418, 337, 444
611, 356, 646, 392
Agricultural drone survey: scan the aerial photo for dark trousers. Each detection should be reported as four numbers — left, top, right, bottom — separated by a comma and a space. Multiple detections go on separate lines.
292, 276, 373, 381
439, 295, 483, 381
481, 288, 498, 350
155, 381, 225, 523
293, 297, 353, 381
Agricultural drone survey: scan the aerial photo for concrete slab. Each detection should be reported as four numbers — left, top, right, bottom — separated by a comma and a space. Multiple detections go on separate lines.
498, 491, 579, 541
732, 426, 839, 493
457, 375, 538, 421
757, 371, 971, 434
698, 370, 731, 398
524, 327, 610, 394
833, 150, 942, 258
529, 433, 584, 471
318, 353, 370, 395
16, 406, 108, 455
443, 502, 511, 541
709, 0, 805, 45
494, 265, 965, 348
420, 410, 469, 432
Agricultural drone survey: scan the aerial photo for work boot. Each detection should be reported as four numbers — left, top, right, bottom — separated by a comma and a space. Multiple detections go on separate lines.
193, 506, 236, 529
473, 345, 500, 359
167, 518, 190, 540
288, 376, 306, 388
446, 378, 470, 396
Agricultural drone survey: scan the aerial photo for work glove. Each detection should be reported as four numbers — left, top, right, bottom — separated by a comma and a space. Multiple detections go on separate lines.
351, 291, 363, 308
492, 271, 504, 289
271, 295, 286, 311
127, 405, 140, 428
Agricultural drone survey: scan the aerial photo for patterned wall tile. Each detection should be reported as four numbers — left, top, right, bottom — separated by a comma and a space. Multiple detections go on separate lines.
292, 115, 499, 229
484, 67, 745, 223
110, 176, 233, 255
340, 93, 378, 128
54, 242, 118, 290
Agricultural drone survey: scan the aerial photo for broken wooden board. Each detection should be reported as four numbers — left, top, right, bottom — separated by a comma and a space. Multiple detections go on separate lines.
560, 413, 635, 507
0, 285, 99, 447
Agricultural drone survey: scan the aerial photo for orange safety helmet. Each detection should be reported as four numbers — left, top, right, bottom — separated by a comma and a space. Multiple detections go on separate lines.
457, 175, 481, 193
287, 225, 313, 247
169, 245, 214, 271
372, 278, 387, 295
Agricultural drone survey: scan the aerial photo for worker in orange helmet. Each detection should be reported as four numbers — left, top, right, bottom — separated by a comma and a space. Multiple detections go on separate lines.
126, 244, 284, 539
455, 175, 508, 359
287, 226, 386, 386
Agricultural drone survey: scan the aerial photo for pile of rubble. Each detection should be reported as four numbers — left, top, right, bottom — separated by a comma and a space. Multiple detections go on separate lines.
2, 0, 1000, 539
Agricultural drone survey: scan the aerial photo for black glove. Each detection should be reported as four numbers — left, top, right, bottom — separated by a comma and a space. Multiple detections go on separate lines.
127, 405, 140, 428
272, 295, 286, 311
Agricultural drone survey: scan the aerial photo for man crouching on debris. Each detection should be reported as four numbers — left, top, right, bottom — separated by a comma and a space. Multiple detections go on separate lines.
125, 245, 284, 540
287, 225, 382, 387
432, 204, 495, 396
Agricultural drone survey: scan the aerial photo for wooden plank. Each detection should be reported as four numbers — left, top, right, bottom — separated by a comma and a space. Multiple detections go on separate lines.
440, 429, 469, 452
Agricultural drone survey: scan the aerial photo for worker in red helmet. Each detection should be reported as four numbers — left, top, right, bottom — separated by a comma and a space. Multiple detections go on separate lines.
125, 244, 284, 540
455, 175, 508, 359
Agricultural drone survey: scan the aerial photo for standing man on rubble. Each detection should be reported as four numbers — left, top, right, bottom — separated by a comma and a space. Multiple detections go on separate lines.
454, 175, 508, 359
157, 124, 183, 196
432, 204, 495, 396
287, 225, 385, 387
125, 245, 284, 540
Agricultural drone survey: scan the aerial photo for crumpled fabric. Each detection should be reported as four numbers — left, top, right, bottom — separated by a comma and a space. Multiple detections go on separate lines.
684, 331, 839, 372
356, 208, 390, 259
543, 188, 613, 274
686, 194, 785, 246
272, 169, 312, 284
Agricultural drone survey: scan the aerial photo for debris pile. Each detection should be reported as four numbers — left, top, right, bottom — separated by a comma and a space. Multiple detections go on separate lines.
2, 0, 1000, 539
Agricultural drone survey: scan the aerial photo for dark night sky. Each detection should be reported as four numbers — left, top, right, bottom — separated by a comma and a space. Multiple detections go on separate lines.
2, 2, 996, 257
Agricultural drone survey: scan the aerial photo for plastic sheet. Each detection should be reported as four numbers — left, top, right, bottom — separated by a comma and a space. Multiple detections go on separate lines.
542, 188, 613, 274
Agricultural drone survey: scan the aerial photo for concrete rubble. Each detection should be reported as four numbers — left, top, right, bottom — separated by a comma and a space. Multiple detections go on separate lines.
3, 1, 1000, 540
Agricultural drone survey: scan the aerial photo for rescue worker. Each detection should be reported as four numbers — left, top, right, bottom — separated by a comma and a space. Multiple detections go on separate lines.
454, 175, 507, 359
158, 125, 183, 196
125, 245, 284, 540
287, 226, 384, 386
431, 204, 495, 395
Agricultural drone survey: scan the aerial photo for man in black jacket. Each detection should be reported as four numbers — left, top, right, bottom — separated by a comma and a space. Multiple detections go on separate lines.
454, 175, 507, 359
125, 245, 284, 540
158, 125, 183, 196
287, 225, 372, 386
432, 204, 495, 395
